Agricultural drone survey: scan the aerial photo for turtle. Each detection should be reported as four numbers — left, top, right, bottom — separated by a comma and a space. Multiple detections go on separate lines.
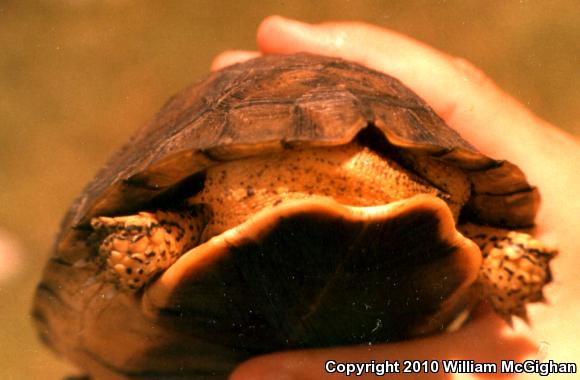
33, 53, 556, 380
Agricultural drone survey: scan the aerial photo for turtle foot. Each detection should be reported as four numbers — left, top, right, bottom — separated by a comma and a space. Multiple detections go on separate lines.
90, 210, 204, 291
460, 224, 557, 324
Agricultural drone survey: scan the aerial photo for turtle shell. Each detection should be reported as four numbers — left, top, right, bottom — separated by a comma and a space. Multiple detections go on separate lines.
33, 54, 538, 379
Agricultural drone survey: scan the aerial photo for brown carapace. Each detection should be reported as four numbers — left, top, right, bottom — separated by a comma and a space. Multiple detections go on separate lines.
33, 54, 557, 380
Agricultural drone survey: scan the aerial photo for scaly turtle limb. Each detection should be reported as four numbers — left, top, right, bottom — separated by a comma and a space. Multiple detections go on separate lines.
460, 224, 557, 323
91, 209, 206, 290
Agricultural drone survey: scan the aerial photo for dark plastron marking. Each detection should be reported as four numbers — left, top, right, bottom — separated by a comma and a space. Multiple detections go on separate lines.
460, 223, 557, 323
91, 209, 205, 291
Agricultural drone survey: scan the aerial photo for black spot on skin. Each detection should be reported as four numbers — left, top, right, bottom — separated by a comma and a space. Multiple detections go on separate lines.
127, 225, 142, 233
273, 199, 283, 206
126, 267, 132, 275
137, 269, 144, 275
521, 255, 537, 264
246, 187, 255, 197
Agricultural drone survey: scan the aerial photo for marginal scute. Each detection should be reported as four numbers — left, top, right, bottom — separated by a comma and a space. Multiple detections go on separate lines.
470, 161, 532, 194
468, 187, 540, 227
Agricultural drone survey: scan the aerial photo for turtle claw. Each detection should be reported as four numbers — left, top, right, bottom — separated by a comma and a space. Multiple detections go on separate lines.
497, 306, 529, 327
513, 307, 530, 325
502, 314, 514, 328
531, 287, 552, 302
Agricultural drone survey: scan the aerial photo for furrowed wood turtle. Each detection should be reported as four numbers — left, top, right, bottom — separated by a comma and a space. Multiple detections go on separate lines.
33, 54, 556, 379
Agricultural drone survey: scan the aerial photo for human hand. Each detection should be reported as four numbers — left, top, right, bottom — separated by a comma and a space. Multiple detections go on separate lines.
0, 228, 22, 283
211, 16, 580, 379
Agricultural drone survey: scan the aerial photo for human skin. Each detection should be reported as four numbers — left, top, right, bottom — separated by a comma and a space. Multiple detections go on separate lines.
0, 229, 21, 282
211, 16, 580, 380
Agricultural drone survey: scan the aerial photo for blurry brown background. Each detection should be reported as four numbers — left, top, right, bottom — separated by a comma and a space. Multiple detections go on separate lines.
0, 0, 578, 378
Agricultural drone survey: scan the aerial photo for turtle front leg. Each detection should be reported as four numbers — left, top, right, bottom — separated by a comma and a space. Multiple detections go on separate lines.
91, 209, 206, 291
460, 224, 557, 324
